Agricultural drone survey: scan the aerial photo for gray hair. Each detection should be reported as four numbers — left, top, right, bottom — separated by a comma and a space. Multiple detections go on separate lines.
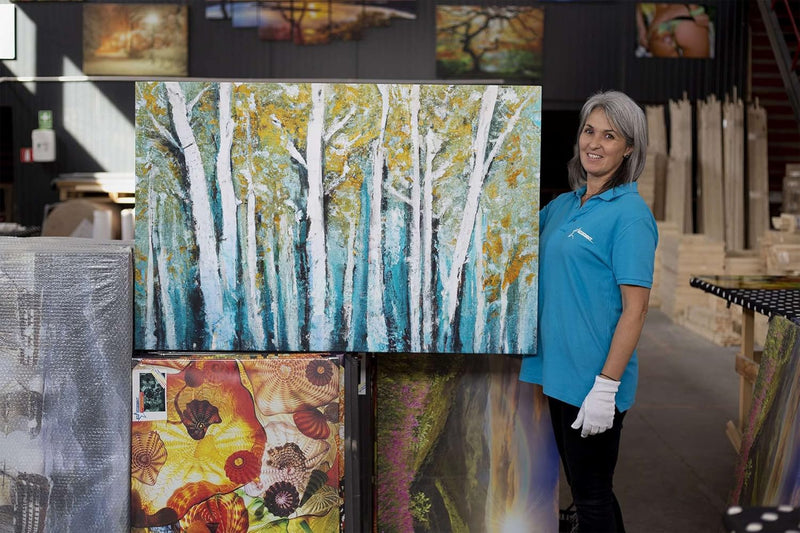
567, 90, 648, 192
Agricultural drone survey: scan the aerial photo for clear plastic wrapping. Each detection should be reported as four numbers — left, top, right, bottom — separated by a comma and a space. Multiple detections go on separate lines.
0, 237, 132, 532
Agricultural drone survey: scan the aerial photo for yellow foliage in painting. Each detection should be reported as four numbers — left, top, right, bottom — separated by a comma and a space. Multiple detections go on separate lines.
506, 167, 522, 189
483, 228, 504, 259
485, 181, 499, 201
500, 213, 511, 230
139, 83, 166, 117
484, 273, 501, 302
503, 251, 536, 289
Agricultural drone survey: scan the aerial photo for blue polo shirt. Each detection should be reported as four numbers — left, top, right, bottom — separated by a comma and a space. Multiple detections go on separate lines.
520, 182, 657, 411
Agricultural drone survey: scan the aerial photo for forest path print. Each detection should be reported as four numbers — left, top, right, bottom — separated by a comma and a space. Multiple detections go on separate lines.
135, 82, 541, 354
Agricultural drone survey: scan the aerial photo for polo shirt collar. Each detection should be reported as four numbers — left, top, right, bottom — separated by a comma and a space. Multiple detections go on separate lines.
574, 182, 639, 202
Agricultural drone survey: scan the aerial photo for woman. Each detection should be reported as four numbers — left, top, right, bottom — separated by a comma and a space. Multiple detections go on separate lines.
520, 91, 657, 533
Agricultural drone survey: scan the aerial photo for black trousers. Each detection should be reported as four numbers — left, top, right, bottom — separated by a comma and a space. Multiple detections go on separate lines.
548, 396, 627, 533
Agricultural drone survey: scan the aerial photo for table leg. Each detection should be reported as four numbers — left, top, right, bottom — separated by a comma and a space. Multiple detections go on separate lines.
729, 308, 756, 452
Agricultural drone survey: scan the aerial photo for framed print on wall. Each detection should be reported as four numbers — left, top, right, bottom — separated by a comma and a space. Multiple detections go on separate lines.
436, 6, 544, 81
635, 3, 715, 58
82, 4, 188, 76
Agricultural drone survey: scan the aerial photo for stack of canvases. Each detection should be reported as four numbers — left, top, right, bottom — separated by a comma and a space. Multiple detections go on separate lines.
0, 237, 132, 532
648, 91, 772, 346
133, 81, 558, 532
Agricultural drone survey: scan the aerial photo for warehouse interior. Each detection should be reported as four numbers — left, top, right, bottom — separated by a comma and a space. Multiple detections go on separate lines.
1, 1, 800, 532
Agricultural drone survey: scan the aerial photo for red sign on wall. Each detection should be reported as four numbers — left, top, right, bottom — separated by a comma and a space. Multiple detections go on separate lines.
20, 147, 32, 163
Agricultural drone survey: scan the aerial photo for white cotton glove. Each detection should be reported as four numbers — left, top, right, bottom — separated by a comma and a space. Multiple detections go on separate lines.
571, 375, 620, 438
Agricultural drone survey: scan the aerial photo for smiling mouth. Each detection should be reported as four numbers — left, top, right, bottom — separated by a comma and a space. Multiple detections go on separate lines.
586, 153, 602, 159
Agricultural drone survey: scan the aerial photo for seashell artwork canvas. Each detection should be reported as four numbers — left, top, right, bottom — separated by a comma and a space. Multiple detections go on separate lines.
131, 354, 344, 532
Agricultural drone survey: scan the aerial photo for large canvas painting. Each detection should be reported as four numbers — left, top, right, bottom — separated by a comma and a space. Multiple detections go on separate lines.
131, 354, 344, 531
0, 238, 132, 532
436, 6, 544, 80
732, 316, 800, 506
375, 353, 559, 531
83, 4, 188, 76
134, 82, 541, 354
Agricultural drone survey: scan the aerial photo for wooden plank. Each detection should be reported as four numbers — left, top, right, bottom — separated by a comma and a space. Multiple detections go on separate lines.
726, 420, 742, 453
666, 95, 693, 233
697, 95, 725, 242
735, 354, 759, 383
738, 308, 755, 432
723, 93, 745, 251
747, 101, 770, 250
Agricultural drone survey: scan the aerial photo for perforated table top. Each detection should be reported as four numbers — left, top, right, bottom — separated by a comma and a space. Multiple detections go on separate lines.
689, 275, 800, 325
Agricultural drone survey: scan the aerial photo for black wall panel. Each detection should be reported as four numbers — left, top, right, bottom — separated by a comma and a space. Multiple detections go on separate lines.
0, 0, 748, 225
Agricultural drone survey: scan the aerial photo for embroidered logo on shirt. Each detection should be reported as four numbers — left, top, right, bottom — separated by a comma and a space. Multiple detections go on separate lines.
568, 227, 593, 243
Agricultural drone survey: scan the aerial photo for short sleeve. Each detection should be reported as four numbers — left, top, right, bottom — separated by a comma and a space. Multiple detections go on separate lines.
612, 216, 658, 288
538, 198, 552, 235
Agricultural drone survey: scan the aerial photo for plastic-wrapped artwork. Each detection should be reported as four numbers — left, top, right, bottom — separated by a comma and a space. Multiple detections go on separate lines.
131, 354, 344, 532
0, 237, 132, 532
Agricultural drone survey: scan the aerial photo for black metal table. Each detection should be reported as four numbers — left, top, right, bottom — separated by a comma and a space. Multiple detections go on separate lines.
689, 275, 800, 451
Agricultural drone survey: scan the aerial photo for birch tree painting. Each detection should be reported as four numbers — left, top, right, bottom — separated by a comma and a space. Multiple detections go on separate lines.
134, 82, 541, 354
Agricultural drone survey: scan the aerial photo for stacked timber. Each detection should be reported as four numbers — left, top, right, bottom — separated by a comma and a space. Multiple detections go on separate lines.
680, 250, 765, 346
760, 230, 800, 275
722, 94, 745, 251
649, 221, 673, 308
697, 95, 725, 242
643, 105, 668, 220
665, 95, 693, 233
657, 224, 725, 322
747, 101, 770, 249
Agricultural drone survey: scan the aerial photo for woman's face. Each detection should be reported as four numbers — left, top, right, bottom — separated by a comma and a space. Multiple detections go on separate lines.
579, 108, 633, 184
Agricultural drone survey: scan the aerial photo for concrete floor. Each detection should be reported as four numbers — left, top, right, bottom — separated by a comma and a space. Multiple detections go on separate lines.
559, 308, 743, 533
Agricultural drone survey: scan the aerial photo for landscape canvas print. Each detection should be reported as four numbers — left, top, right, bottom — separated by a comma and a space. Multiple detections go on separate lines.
131, 354, 344, 532
207, 0, 416, 45
436, 6, 544, 80
376, 353, 559, 532
83, 4, 188, 76
134, 82, 541, 354
732, 316, 800, 506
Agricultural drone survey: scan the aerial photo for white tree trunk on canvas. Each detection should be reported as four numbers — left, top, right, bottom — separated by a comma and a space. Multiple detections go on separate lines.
305, 83, 329, 349
144, 172, 157, 348
165, 82, 229, 348
147, 190, 177, 348
421, 130, 439, 351
263, 220, 280, 348
240, 99, 267, 348
155, 230, 177, 349
244, 182, 266, 348
342, 219, 358, 349
473, 207, 486, 354
280, 211, 301, 351
216, 82, 239, 298
499, 280, 509, 353
442, 85, 498, 349
407, 85, 423, 352
366, 85, 390, 351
